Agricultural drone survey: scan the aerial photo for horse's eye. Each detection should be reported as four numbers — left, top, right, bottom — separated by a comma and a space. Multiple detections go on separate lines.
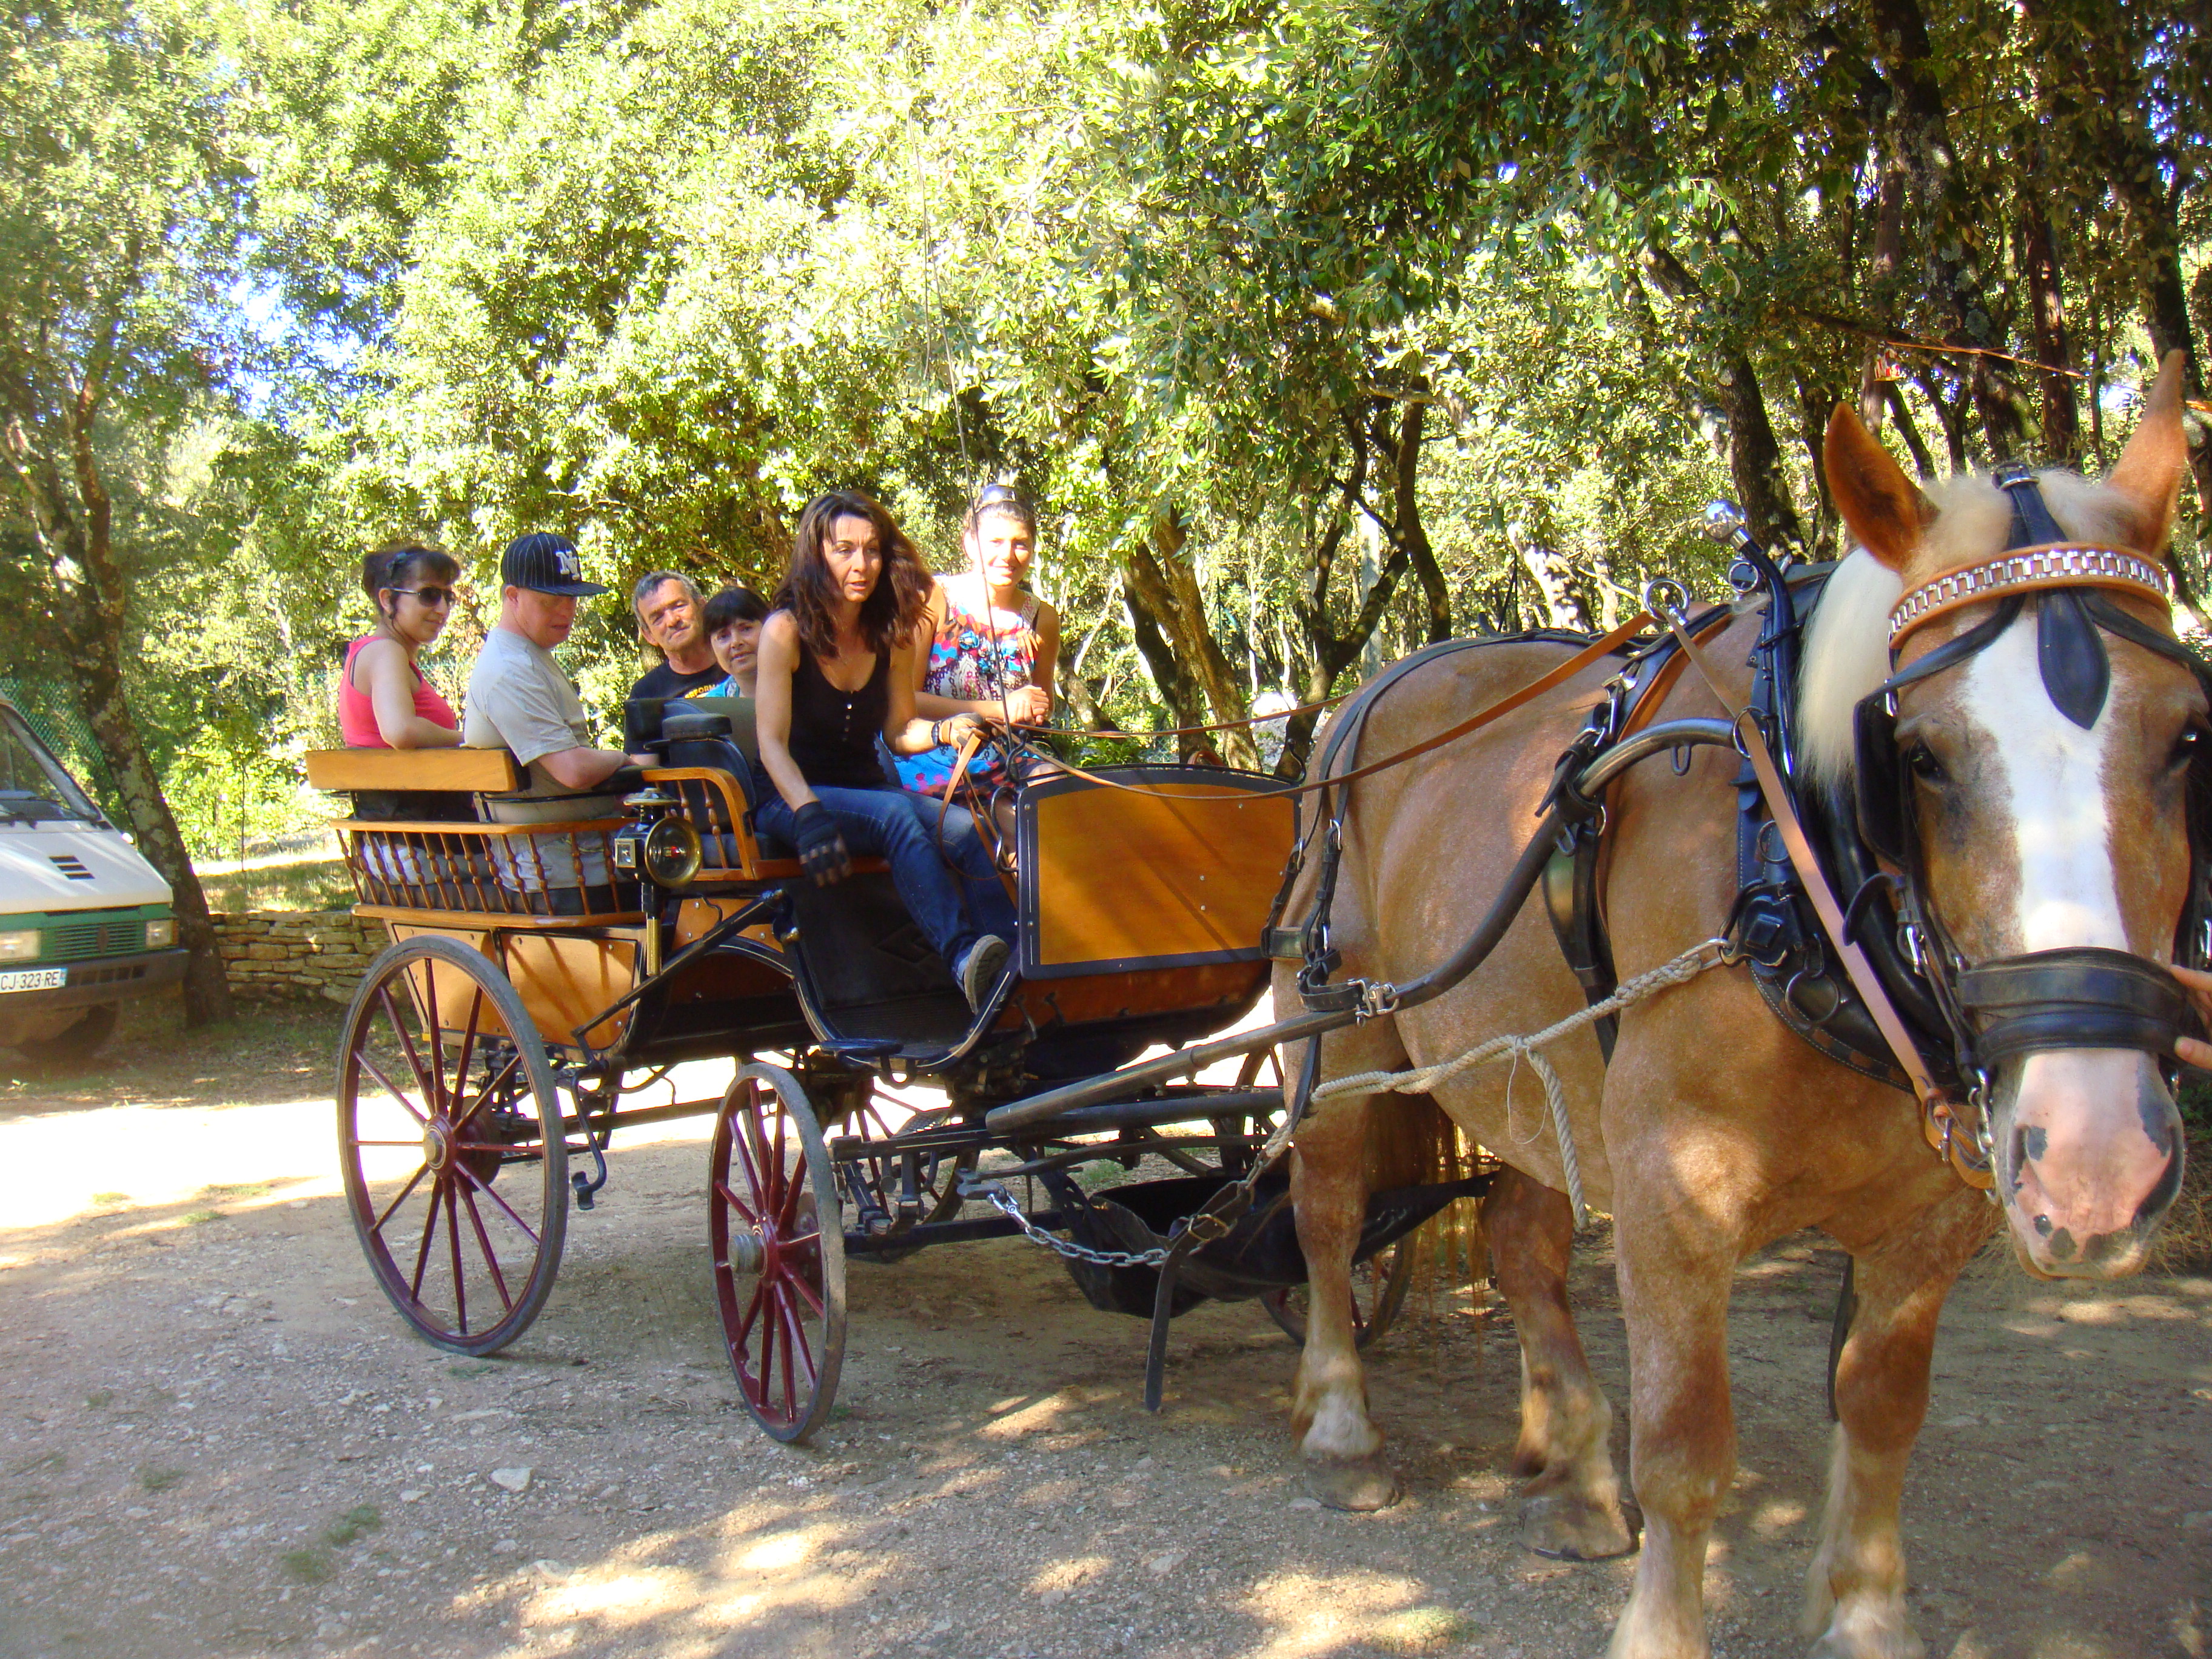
1906, 743, 1945, 783
2172, 726, 2206, 770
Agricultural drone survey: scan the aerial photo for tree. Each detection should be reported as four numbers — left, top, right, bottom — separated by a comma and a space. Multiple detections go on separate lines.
0, 0, 245, 1021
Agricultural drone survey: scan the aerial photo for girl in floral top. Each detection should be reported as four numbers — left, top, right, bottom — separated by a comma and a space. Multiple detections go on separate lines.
896, 486, 1061, 794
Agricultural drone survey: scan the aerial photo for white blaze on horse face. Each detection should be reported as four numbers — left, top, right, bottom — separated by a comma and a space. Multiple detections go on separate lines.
1958, 615, 2127, 953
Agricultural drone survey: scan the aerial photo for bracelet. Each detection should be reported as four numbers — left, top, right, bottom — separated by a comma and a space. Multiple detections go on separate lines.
929, 720, 944, 748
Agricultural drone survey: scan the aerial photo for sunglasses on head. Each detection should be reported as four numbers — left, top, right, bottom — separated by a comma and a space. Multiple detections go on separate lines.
971, 483, 1033, 514
391, 586, 457, 607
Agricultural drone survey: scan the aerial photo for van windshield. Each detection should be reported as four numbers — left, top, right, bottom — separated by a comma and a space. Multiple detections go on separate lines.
0, 708, 101, 825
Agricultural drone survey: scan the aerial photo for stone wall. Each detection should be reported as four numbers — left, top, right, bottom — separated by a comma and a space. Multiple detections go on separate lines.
212, 911, 383, 1004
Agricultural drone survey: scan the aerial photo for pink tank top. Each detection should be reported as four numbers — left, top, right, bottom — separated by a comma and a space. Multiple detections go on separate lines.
339, 636, 458, 747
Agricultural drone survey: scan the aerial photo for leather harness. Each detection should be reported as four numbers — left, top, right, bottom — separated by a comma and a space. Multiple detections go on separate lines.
1272, 477, 2212, 1191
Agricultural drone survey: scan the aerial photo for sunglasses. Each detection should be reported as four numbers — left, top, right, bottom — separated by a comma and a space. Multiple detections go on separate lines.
390, 586, 457, 607
972, 483, 1032, 512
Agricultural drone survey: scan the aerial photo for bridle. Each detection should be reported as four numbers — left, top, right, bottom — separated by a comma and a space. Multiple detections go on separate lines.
1849, 464, 2212, 1140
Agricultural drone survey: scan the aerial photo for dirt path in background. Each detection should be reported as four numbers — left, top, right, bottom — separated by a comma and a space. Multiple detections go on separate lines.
1, 1002, 2208, 1659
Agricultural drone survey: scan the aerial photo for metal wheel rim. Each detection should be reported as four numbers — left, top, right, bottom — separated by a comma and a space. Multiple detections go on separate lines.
709, 1062, 846, 1443
336, 935, 568, 1355
1261, 1239, 1415, 1351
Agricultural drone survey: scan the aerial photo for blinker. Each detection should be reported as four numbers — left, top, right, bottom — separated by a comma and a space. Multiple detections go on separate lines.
1996, 464, 2111, 729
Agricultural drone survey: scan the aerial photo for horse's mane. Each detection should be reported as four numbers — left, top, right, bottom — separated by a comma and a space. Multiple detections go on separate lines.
1795, 469, 2145, 791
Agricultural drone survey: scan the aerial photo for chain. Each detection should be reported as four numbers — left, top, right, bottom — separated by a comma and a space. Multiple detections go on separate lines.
980, 1185, 1171, 1268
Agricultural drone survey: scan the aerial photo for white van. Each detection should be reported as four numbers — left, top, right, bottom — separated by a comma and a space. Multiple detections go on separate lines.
0, 696, 186, 1061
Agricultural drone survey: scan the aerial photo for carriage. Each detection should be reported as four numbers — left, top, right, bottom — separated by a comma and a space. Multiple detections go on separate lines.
306, 708, 1473, 1441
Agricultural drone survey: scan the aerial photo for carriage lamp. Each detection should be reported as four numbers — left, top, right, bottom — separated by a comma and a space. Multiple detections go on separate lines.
0, 930, 38, 960
613, 791, 703, 890
144, 918, 175, 948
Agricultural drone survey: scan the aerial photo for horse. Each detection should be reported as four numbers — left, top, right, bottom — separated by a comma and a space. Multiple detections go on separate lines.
1275, 353, 2196, 1658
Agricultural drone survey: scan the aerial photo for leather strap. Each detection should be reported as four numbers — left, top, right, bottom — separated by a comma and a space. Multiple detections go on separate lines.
1661, 603, 1992, 1187
1013, 612, 1660, 803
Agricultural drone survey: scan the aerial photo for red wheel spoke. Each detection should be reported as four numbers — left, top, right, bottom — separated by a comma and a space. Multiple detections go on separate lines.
376, 984, 437, 1106
457, 1050, 523, 1131
732, 1108, 769, 1207
423, 966, 446, 1114
446, 1182, 468, 1335
372, 1164, 431, 1235
357, 1050, 430, 1128
453, 1159, 541, 1246
778, 1282, 816, 1378
408, 1178, 443, 1299
448, 985, 484, 1122
782, 1263, 825, 1318
734, 1278, 768, 1352
460, 1187, 513, 1312
754, 1285, 778, 1401
770, 1282, 797, 1418
715, 1181, 760, 1227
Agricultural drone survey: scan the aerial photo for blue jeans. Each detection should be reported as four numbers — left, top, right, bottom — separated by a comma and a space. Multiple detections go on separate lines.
756, 786, 1017, 972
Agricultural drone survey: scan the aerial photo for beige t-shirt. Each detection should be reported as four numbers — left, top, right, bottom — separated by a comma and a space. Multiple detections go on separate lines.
463, 626, 623, 887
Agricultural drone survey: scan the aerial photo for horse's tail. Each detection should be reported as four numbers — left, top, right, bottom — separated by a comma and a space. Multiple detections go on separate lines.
1367, 1093, 1489, 1316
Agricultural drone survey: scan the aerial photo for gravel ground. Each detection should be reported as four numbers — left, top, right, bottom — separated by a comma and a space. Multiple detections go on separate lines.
2, 1000, 2209, 1659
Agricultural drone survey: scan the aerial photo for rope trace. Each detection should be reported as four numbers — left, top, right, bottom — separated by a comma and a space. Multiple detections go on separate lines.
1310, 936, 1730, 1226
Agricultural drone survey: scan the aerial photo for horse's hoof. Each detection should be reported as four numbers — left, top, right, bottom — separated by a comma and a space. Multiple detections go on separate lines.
1806, 1598, 1924, 1659
1301, 1455, 1401, 1512
1521, 1490, 1640, 1560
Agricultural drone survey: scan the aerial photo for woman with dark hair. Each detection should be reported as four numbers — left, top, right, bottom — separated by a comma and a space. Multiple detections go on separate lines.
700, 583, 771, 698
755, 490, 1016, 1011
339, 541, 463, 748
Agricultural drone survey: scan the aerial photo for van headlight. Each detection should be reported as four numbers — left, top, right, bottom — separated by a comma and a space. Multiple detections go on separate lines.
144, 918, 175, 948
0, 930, 39, 960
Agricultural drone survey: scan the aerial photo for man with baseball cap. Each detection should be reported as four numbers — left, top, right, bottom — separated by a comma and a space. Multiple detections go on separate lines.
463, 532, 637, 909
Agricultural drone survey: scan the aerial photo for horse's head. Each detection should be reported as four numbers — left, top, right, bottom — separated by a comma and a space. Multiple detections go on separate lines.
1806, 354, 2199, 1278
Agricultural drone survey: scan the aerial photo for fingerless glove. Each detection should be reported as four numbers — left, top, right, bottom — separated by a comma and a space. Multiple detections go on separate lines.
791, 800, 851, 885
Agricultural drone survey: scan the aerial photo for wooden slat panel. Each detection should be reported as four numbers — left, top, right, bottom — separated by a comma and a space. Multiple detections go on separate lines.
1026, 777, 1295, 971
501, 932, 641, 1050
386, 925, 515, 1044
306, 748, 524, 793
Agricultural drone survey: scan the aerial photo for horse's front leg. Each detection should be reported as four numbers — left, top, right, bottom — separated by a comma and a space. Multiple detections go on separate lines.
1605, 1152, 1746, 1659
1289, 1068, 1399, 1510
1484, 1163, 1638, 1560
1804, 1188, 1995, 1659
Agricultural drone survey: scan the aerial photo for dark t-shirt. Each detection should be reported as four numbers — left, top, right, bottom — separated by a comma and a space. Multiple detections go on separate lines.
624, 660, 727, 748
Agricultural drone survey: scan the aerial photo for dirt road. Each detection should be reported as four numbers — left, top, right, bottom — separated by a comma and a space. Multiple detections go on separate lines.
2, 1002, 2208, 1659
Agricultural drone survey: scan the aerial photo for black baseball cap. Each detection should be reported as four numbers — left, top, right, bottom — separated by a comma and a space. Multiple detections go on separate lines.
501, 531, 608, 597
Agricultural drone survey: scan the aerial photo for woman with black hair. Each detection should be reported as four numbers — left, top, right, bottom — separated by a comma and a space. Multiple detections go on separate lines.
339, 541, 463, 748
754, 490, 1016, 1011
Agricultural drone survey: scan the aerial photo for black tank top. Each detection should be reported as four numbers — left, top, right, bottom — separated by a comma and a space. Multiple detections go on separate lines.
785, 639, 892, 791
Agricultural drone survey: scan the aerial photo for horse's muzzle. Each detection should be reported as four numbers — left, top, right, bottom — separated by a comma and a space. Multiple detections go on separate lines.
1990, 1049, 2184, 1278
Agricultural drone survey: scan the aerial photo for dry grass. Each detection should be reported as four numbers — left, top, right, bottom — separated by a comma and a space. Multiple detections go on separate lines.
2150, 1121, 2212, 1273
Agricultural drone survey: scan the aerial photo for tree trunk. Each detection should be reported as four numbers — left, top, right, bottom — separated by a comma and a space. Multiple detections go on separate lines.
1506, 522, 1594, 631
1390, 401, 1452, 643
1118, 568, 1210, 759
2020, 199, 2080, 464
4, 431, 233, 1024
1120, 511, 1261, 769
1641, 243, 1808, 550
1864, 0, 2023, 459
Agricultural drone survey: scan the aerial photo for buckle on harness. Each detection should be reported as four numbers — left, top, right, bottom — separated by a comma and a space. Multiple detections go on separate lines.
1355, 980, 1402, 1021
1264, 924, 1310, 962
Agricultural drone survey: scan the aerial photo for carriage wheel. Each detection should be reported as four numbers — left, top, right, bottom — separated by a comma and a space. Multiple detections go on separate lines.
337, 936, 568, 1355
1260, 1241, 1415, 1351
1215, 1047, 1284, 1176
840, 1096, 976, 1264
709, 1063, 846, 1444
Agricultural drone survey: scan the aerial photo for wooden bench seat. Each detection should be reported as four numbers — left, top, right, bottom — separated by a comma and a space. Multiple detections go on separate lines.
306, 748, 526, 794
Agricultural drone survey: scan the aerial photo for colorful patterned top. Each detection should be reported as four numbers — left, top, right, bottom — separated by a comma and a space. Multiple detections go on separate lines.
893, 578, 1041, 793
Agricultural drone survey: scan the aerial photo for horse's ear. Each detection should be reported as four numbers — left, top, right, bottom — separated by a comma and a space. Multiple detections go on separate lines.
1824, 403, 1934, 572
2106, 350, 2188, 554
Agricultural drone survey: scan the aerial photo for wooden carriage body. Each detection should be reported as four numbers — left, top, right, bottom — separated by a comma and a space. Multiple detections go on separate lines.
304, 728, 1295, 1081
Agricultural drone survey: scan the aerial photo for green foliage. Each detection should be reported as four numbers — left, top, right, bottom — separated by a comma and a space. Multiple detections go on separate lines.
3, 0, 2208, 830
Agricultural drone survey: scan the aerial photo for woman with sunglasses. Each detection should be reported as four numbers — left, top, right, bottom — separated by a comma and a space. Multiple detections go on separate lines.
896, 484, 1059, 795
338, 541, 464, 748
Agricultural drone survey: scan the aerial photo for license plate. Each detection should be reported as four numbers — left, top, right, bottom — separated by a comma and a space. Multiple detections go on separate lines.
0, 968, 66, 993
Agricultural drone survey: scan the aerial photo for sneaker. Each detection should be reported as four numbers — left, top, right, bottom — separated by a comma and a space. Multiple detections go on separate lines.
957, 934, 1011, 1013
